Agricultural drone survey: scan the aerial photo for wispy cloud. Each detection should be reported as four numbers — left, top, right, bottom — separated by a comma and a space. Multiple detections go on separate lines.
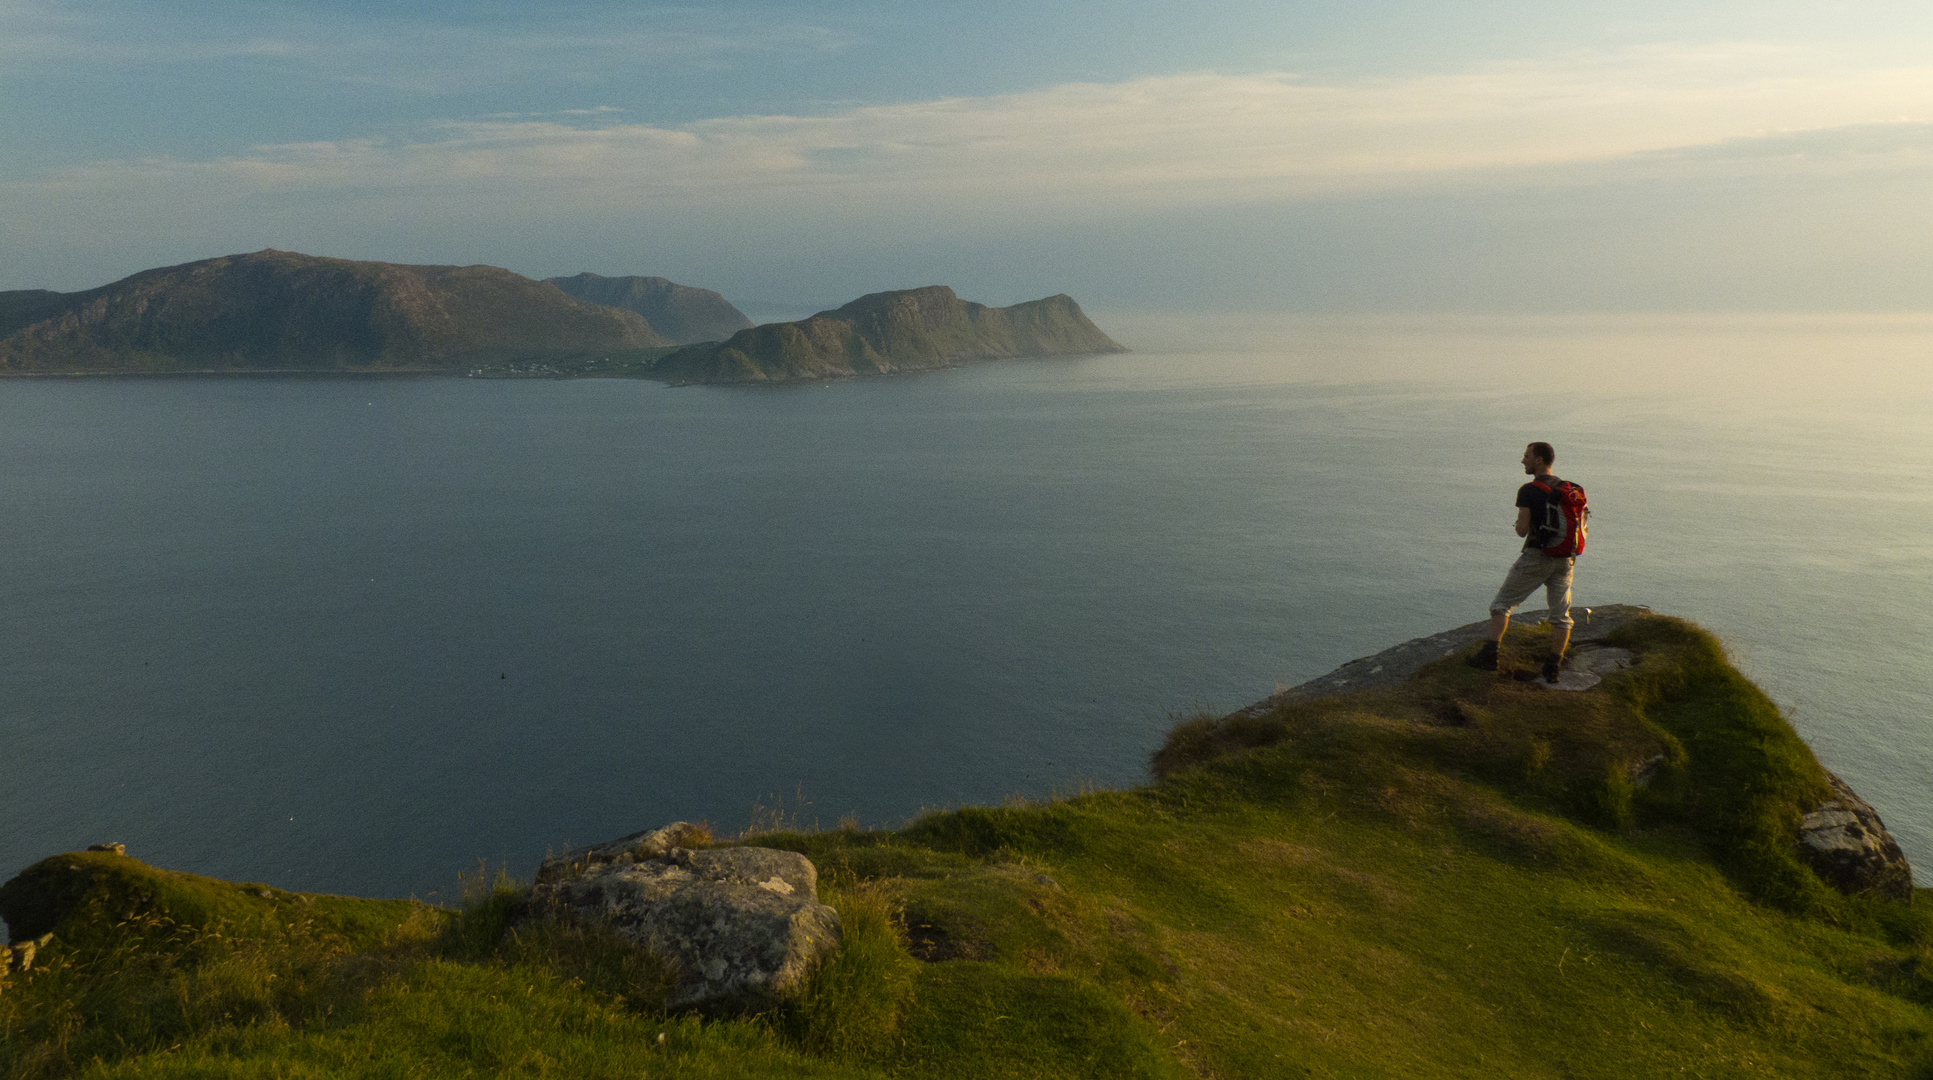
19, 43, 1932, 220
0, 0, 853, 92
0, 0, 300, 65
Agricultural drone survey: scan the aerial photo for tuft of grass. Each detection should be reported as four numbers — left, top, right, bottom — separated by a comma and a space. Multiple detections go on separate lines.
782, 877, 918, 1062
743, 785, 817, 839
897, 803, 1090, 859
439, 862, 521, 961
1149, 708, 1284, 781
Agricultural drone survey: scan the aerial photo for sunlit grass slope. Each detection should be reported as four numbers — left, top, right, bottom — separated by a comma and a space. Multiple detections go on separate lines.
3, 615, 1930, 1078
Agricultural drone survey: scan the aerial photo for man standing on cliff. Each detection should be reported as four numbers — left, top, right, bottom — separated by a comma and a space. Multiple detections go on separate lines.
1471, 441, 1575, 682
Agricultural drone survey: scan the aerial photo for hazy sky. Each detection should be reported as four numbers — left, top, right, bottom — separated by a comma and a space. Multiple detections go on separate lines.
5, 0, 1931, 313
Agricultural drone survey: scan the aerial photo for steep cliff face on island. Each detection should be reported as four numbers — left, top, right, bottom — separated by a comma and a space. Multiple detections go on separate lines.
650, 286, 1126, 384
545, 273, 752, 346
0, 251, 667, 372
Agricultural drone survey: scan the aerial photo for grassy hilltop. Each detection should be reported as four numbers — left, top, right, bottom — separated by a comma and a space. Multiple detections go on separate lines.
3, 614, 1931, 1079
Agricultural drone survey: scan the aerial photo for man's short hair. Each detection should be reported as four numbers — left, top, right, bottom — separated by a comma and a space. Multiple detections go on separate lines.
1528, 441, 1556, 466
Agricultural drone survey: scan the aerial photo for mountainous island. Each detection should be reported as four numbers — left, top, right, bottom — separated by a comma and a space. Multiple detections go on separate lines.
3, 610, 1926, 1078
650, 285, 1125, 385
545, 272, 753, 346
0, 253, 1126, 383
0, 250, 670, 373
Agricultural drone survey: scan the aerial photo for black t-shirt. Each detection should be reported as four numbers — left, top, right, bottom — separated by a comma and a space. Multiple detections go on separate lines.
1516, 475, 1565, 551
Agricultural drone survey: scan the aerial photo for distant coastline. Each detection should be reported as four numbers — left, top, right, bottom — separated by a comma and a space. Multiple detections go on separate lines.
0, 251, 1124, 386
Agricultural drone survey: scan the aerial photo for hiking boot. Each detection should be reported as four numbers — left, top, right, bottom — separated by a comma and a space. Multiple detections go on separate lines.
1542, 655, 1563, 684
1467, 640, 1499, 671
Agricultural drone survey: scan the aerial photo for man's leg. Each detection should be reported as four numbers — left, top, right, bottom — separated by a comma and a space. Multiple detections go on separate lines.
1476, 552, 1543, 669
1540, 557, 1576, 682
1471, 610, 1509, 670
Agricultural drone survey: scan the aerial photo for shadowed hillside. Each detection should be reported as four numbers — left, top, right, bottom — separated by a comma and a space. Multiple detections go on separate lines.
650, 286, 1126, 385
545, 273, 752, 346
0, 291, 66, 339
0, 251, 667, 373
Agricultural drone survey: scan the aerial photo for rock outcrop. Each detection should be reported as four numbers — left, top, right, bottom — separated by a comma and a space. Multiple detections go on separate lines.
1230, 604, 1654, 717
649, 286, 1125, 384
1797, 772, 1914, 902
1226, 605, 1918, 902
545, 273, 752, 346
522, 823, 842, 1010
0, 250, 666, 372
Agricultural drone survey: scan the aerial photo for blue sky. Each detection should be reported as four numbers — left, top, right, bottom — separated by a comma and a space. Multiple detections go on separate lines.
5, 0, 1932, 313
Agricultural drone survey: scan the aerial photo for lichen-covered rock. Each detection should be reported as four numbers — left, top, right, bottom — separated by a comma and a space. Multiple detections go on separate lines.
532, 821, 714, 886
524, 832, 842, 1010
1797, 771, 1914, 903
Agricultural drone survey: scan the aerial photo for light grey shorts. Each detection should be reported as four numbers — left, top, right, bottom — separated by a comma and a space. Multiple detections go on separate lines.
1490, 549, 1575, 629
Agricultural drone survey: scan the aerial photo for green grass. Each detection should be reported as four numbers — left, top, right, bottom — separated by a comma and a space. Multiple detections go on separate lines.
2, 614, 1929, 1078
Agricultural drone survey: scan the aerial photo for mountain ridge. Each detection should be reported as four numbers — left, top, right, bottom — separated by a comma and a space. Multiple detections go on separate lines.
0, 250, 667, 372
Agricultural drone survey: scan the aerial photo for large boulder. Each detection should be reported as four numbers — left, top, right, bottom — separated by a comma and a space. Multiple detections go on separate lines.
1797, 772, 1914, 902
523, 823, 842, 1010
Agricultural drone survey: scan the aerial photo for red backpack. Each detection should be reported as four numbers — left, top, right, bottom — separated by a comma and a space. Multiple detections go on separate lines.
1531, 479, 1589, 557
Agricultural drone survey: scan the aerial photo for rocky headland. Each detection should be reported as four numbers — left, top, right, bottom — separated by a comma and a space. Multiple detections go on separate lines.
1227, 603, 1915, 902
1, 609, 1926, 1078
648, 286, 1126, 385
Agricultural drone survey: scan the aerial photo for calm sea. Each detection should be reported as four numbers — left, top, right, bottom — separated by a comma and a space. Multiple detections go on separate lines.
3, 313, 1928, 904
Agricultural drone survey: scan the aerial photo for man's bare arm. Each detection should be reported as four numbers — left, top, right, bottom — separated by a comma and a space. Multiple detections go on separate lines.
1515, 506, 1532, 537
